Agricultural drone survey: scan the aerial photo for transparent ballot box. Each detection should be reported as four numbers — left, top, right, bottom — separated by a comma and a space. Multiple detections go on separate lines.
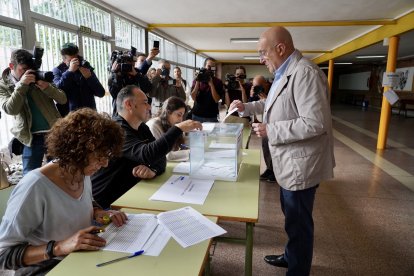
189, 123, 243, 181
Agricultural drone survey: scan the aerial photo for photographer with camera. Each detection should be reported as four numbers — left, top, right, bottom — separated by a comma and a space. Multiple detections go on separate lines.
53, 43, 105, 116
223, 66, 251, 126
108, 47, 152, 116
149, 59, 186, 116
190, 58, 224, 123
249, 75, 270, 102
0, 49, 66, 175
135, 47, 159, 75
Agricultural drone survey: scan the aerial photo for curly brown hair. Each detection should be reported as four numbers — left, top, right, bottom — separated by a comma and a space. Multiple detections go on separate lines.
46, 108, 124, 175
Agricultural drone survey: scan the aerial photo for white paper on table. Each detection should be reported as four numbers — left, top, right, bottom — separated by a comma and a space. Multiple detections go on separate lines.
222, 107, 239, 122
172, 162, 190, 174
99, 214, 169, 256
149, 175, 214, 205
201, 123, 215, 132
157, 206, 226, 248
193, 160, 235, 179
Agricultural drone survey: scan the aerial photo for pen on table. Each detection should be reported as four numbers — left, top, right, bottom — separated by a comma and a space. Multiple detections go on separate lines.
96, 250, 144, 267
170, 176, 185, 185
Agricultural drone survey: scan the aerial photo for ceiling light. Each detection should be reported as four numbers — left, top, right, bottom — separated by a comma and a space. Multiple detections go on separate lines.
243, 56, 260, 60
319, 67, 329, 70
230, 38, 259, 43
356, 55, 386, 59
334, 62, 353, 65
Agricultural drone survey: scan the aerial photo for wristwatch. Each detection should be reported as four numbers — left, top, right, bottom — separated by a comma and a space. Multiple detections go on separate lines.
46, 240, 56, 259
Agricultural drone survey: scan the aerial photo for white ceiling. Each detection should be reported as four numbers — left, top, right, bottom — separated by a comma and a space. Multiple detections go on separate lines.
97, 0, 414, 64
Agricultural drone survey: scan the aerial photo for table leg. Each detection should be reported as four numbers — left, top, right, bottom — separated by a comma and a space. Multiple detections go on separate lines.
245, 222, 254, 276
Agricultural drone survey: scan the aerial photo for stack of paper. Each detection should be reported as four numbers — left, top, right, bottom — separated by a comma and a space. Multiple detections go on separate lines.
99, 207, 226, 255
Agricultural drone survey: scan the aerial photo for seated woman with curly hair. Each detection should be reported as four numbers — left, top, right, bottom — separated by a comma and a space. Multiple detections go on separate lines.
0, 108, 127, 275
146, 96, 191, 162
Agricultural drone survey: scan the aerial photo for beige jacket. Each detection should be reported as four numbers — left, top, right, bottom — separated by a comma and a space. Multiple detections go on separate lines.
0, 74, 67, 146
243, 50, 335, 190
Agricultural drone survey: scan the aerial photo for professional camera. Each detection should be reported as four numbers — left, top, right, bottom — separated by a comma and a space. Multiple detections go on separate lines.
77, 55, 94, 71
160, 66, 170, 78
28, 45, 53, 82
253, 85, 265, 96
109, 46, 137, 73
196, 67, 213, 83
225, 73, 239, 90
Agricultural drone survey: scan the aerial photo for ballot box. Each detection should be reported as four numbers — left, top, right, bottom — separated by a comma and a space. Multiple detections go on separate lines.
189, 123, 243, 181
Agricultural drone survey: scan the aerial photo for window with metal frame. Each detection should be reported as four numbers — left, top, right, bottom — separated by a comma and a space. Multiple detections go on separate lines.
114, 16, 131, 49
0, 24, 22, 149
34, 23, 78, 71
0, 0, 21, 20
29, 0, 111, 36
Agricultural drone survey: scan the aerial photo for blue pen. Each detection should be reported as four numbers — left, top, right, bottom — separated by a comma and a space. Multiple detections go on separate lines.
96, 250, 144, 267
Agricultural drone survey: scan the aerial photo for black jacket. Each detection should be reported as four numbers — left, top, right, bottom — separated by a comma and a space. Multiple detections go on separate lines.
91, 115, 183, 208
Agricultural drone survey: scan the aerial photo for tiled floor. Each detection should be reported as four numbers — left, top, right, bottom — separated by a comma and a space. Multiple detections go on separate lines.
211, 104, 414, 275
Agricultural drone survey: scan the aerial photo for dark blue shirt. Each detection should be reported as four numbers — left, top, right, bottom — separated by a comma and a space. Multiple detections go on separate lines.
53, 62, 105, 116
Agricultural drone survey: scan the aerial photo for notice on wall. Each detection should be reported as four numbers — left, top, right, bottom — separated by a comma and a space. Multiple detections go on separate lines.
382, 72, 402, 88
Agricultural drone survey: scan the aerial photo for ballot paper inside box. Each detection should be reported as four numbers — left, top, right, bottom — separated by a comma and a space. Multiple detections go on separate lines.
189, 123, 243, 181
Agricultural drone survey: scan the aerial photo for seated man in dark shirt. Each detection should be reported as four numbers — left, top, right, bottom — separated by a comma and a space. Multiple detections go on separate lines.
91, 85, 201, 208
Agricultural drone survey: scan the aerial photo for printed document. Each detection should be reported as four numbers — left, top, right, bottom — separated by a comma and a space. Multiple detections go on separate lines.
158, 206, 227, 248
99, 207, 226, 254
149, 175, 214, 205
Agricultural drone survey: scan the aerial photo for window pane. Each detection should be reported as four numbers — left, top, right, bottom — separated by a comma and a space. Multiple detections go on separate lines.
177, 46, 186, 65
82, 36, 112, 114
0, 0, 21, 20
187, 50, 195, 67
30, 0, 111, 35
0, 25, 22, 148
114, 16, 131, 49
34, 23, 78, 71
132, 25, 144, 53
196, 55, 204, 68
164, 40, 176, 62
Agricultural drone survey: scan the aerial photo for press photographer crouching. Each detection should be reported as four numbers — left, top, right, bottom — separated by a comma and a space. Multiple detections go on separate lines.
108, 46, 152, 116
0, 48, 67, 175
223, 66, 252, 126
52, 43, 105, 117
149, 59, 186, 116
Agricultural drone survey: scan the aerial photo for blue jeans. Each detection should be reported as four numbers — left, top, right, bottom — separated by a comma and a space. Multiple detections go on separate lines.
280, 184, 318, 276
22, 134, 47, 175
192, 114, 218, 123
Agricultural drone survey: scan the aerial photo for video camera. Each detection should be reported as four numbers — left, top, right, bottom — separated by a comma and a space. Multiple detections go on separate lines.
28, 45, 53, 82
225, 73, 239, 90
110, 46, 137, 73
196, 67, 214, 83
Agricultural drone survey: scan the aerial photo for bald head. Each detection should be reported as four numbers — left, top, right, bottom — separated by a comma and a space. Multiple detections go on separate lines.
258, 27, 295, 73
261, 27, 294, 53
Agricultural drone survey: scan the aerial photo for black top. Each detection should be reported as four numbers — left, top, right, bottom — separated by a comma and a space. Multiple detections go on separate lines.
91, 115, 183, 208
191, 77, 224, 118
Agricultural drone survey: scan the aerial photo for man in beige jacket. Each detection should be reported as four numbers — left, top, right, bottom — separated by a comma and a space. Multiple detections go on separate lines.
0, 49, 66, 175
230, 27, 335, 275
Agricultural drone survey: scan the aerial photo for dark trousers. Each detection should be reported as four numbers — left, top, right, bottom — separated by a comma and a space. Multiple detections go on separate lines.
280, 185, 318, 276
262, 136, 273, 171
22, 134, 47, 175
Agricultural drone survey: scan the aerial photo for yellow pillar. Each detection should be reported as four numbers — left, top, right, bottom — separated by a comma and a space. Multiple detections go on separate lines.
377, 36, 399, 150
327, 59, 334, 103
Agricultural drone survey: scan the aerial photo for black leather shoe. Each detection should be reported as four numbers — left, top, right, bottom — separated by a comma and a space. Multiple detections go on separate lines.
260, 169, 273, 180
264, 254, 288, 268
